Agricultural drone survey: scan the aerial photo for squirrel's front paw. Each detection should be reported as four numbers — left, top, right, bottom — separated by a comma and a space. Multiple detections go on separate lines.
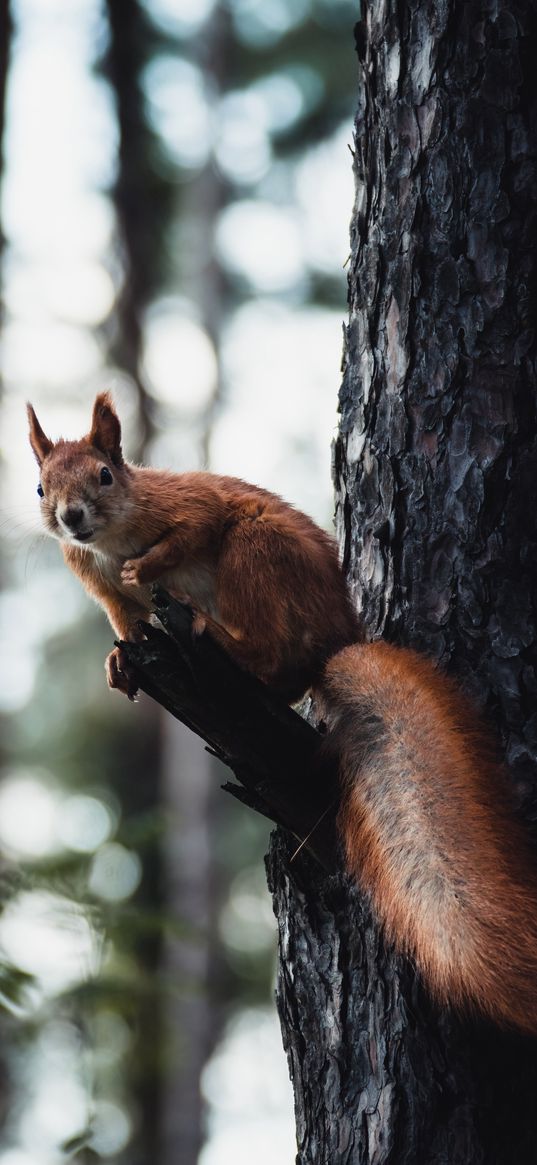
121, 558, 147, 587
105, 646, 139, 701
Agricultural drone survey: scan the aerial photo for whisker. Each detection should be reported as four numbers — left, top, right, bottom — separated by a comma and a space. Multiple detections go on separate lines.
0, 524, 40, 543
23, 535, 49, 582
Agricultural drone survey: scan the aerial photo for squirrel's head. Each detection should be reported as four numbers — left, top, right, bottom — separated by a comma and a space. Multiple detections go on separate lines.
27, 393, 131, 549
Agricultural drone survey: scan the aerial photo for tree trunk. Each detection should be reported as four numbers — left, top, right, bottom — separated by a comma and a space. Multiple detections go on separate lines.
159, 719, 224, 1165
103, 10, 232, 1159
103, 0, 173, 453
0, 0, 11, 188
268, 2, 537, 1162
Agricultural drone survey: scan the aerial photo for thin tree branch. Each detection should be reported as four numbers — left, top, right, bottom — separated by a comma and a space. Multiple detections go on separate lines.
118, 588, 340, 872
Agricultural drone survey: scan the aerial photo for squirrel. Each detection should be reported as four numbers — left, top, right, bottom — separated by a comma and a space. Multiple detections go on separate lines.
28, 392, 537, 1036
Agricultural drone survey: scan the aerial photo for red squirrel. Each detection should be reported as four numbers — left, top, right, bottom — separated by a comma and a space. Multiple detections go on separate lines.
28, 392, 537, 1036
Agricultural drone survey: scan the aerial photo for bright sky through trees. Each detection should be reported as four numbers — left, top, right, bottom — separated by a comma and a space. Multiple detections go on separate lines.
0, 0, 357, 1159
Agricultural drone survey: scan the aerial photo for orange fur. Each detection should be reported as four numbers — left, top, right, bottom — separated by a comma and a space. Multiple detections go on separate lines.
321, 643, 537, 1034
28, 395, 537, 1033
27, 393, 360, 699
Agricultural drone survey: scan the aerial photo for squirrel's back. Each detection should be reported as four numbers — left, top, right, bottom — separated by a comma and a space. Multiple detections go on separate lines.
320, 641, 537, 1034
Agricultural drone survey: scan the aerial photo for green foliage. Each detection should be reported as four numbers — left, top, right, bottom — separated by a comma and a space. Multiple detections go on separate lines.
0, 960, 35, 1014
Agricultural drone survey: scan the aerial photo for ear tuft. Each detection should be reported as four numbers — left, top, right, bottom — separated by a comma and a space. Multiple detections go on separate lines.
89, 392, 123, 466
27, 403, 54, 466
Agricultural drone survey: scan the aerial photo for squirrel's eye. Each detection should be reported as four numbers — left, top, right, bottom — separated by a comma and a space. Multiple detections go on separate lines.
37, 484, 44, 498
100, 466, 113, 486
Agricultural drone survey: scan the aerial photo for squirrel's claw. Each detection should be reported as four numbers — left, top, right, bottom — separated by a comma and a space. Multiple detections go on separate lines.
105, 645, 139, 700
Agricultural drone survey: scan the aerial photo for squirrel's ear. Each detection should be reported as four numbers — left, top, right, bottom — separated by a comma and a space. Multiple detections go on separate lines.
27, 404, 54, 466
89, 392, 123, 466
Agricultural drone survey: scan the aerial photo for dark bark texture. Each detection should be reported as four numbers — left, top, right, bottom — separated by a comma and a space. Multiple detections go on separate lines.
268, 2, 537, 1163
122, 5, 537, 1158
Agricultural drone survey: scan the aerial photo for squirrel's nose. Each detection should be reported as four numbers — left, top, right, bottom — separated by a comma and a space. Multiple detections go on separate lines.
61, 506, 85, 530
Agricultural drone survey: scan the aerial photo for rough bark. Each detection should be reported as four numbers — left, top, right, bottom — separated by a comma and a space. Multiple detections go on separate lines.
267, 2, 537, 1163
124, 594, 536, 1165
121, 5, 537, 1159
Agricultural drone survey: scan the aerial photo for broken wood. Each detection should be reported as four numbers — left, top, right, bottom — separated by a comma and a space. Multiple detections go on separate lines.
118, 586, 340, 872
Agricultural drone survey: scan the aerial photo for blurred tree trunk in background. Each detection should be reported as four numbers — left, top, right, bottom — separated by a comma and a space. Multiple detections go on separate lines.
178, 1, 231, 462
0, 0, 11, 184
103, 0, 173, 452
103, 7, 226, 1163
160, 722, 224, 1165
0, 0, 12, 346
269, 2, 537, 1162
0, 0, 13, 1135
103, 11, 166, 1161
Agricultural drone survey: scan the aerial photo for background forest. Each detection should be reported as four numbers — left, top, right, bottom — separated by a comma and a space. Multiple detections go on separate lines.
0, 0, 358, 1162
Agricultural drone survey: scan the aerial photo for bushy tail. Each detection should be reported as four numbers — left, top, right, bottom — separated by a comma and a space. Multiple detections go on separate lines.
319, 641, 537, 1035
